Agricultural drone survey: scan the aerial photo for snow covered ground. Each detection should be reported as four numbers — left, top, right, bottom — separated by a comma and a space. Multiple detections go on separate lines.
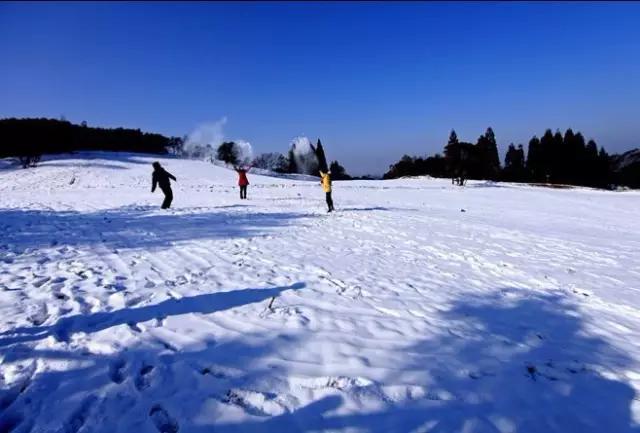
1, 152, 639, 433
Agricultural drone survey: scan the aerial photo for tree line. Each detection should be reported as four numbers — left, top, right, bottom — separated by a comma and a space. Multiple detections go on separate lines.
384, 127, 638, 189
0, 118, 180, 167
0, 117, 354, 179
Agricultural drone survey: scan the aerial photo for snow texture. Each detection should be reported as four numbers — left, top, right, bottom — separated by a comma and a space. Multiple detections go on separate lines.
1, 152, 639, 432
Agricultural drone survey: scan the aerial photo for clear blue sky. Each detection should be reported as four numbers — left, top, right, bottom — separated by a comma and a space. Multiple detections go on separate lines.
1, 2, 639, 175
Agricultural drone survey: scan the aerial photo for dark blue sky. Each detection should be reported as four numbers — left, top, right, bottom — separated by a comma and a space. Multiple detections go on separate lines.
2, 2, 639, 175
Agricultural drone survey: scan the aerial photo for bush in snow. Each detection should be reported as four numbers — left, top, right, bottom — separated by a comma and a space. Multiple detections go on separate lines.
252, 152, 289, 173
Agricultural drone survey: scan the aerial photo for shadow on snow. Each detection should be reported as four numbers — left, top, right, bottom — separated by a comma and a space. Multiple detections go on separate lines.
0, 287, 638, 432
0, 283, 306, 347
0, 206, 316, 252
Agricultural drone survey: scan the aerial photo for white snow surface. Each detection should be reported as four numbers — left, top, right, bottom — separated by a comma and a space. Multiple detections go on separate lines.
1, 152, 639, 433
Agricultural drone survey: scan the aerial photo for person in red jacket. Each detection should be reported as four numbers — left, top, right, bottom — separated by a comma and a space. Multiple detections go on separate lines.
234, 165, 251, 199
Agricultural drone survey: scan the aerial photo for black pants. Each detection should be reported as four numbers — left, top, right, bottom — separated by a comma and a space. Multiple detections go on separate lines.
326, 192, 334, 212
161, 186, 173, 209
240, 185, 248, 199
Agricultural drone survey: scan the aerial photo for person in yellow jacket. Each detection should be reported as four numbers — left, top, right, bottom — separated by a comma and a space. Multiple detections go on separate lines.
319, 170, 335, 212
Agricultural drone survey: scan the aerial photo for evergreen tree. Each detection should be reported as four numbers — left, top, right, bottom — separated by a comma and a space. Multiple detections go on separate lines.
551, 129, 564, 182
504, 143, 527, 181
538, 129, 555, 182
474, 127, 500, 180
287, 148, 298, 174
562, 128, 576, 183
313, 139, 329, 173
444, 129, 460, 179
487, 127, 501, 179
504, 144, 517, 169
504, 143, 518, 181
574, 132, 587, 183
329, 160, 351, 180
526, 136, 542, 181
585, 139, 599, 185
516, 144, 526, 174
597, 147, 611, 187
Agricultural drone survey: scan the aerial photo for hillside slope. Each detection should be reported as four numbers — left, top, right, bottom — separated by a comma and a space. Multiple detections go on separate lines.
1, 152, 639, 432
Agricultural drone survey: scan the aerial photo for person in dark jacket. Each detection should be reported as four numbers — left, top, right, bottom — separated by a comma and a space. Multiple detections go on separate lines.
234, 165, 251, 200
151, 161, 177, 209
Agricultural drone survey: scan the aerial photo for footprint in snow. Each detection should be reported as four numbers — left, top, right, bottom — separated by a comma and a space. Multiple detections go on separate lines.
109, 359, 127, 384
26, 303, 49, 326
32, 276, 51, 288
135, 365, 155, 391
0, 368, 33, 412
149, 405, 179, 433
63, 395, 97, 433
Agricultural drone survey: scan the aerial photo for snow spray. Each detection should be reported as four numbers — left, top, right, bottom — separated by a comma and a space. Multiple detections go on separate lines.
290, 136, 319, 174
184, 117, 253, 165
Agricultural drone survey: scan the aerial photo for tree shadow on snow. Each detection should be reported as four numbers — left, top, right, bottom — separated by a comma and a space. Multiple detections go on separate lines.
0, 288, 638, 432
0, 206, 316, 252
0, 282, 308, 432
203, 290, 640, 433
0, 283, 305, 347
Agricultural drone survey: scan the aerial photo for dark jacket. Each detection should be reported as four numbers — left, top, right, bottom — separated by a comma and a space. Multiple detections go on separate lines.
152, 168, 176, 192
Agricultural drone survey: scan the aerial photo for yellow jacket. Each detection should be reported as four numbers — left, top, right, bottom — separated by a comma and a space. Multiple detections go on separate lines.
319, 171, 332, 193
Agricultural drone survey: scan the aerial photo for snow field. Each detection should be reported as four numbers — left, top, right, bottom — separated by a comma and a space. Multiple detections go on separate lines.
0, 152, 639, 432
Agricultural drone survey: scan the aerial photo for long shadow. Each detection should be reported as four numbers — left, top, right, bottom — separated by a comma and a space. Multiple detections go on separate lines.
339, 206, 419, 212
0, 283, 305, 346
39, 162, 131, 170
0, 206, 315, 252
464, 181, 510, 189
202, 290, 640, 432
1, 288, 638, 433
0, 158, 22, 171
0, 152, 159, 172
43, 152, 159, 167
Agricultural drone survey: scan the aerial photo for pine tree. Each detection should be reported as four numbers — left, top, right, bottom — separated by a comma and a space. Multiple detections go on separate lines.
485, 127, 501, 179
562, 128, 576, 183
526, 136, 541, 181
314, 139, 328, 173
504, 143, 527, 181
516, 144, 526, 176
287, 148, 298, 174
539, 129, 555, 182
474, 127, 500, 180
584, 139, 599, 186
329, 160, 350, 180
574, 132, 587, 184
504, 144, 517, 169
504, 143, 518, 180
444, 129, 460, 179
597, 147, 611, 188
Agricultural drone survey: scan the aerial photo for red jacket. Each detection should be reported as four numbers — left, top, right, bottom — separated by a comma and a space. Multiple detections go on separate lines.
236, 169, 249, 186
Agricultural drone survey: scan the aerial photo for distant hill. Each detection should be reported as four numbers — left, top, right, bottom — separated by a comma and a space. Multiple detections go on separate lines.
611, 148, 640, 188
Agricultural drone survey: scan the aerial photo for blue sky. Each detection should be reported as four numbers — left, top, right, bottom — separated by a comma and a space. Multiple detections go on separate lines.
1, 2, 639, 175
